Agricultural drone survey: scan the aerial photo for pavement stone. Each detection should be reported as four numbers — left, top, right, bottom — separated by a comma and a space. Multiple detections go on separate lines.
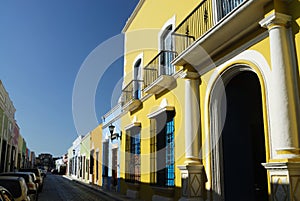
63, 175, 143, 201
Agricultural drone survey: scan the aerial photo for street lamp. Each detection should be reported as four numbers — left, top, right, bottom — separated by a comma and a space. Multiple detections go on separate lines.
109, 124, 122, 141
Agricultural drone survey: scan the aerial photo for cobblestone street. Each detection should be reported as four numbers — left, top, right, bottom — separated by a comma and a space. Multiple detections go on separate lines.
38, 174, 112, 201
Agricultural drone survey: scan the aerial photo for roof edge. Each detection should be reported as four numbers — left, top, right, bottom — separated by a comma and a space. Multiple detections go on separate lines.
122, 0, 145, 33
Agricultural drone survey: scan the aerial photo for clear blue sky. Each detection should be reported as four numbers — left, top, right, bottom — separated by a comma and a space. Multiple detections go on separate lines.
0, 0, 139, 157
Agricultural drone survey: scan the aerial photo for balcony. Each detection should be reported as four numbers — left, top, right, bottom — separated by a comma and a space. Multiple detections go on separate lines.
122, 80, 143, 112
172, 0, 271, 70
143, 50, 177, 95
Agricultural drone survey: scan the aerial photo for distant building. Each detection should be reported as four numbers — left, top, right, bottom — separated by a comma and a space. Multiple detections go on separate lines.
55, 154, 67, 175
0, 80, 16, 172
0, 80, 33, 173
36, 153, 54, 170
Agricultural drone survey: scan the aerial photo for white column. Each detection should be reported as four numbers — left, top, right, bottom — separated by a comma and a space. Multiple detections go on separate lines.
183, 70, 201, 164
260, 12, 300, 159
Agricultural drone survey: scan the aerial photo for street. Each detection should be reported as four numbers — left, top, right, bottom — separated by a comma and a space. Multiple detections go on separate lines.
38, 174, 113, 201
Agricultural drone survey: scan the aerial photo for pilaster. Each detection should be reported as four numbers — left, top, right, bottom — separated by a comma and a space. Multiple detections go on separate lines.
260, 12, 300, 159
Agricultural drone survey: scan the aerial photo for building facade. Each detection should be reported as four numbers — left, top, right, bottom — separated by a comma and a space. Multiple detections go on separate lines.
90, 124, 103, 186
102, 102, 122, 192
79, 132, 91, 183
117, 0, 300, 201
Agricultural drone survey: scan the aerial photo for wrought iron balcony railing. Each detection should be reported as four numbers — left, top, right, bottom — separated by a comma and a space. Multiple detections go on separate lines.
172, 0, 246, 55
122, 80, 143, 105
172, 0, 213, 55
143, 50, 177, 89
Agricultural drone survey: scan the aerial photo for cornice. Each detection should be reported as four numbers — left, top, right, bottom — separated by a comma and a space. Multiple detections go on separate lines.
259, 12, 292, 29
122, 0, 145, 33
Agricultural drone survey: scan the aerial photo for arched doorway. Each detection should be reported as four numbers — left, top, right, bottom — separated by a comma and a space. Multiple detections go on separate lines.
210, 68, 268, 201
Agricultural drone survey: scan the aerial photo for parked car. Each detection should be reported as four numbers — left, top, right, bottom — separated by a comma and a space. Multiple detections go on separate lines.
18, 168, 43, 192
0, 176, 30, 201
0, 172, 37, 201
38, 169, 46, 178
0, 186, 14, 201
37, 167, 46, 178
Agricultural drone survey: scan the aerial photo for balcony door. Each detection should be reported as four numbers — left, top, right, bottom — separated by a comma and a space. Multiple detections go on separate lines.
160, 25, 174, 75
217, 0, 244, 20
133, 59, 142, 99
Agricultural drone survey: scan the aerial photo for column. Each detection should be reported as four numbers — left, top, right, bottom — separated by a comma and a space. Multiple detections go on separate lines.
183, 70, 201, 164
178, 69, 205, 201
260, 12, 300, 159
260, 12, 300, 201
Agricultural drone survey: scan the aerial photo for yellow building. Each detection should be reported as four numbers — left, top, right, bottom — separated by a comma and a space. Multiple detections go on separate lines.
119, 0, 300, 201
90, 124, 103, 186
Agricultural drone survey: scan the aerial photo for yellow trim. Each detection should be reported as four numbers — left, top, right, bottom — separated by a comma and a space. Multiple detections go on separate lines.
276, 149, 300, 155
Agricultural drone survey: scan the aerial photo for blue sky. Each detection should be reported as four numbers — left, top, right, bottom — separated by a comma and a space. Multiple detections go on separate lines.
0, 0, 139, 156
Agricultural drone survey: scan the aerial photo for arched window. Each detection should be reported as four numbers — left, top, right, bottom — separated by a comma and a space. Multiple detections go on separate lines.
160, 25, 175, 75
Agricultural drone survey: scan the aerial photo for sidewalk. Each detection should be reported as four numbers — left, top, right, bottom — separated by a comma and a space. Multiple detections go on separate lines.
63, 175, 142, 201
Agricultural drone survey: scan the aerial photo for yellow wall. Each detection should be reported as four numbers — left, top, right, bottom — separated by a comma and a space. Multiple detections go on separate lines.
90, 124, 103, 186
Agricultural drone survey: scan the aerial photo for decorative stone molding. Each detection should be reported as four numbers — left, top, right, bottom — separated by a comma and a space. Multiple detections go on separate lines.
143, 75, 176, 95
178, 164, 206, 201
259, 12, 292, 29
263, 162, 300, 201
180, 70, 200, 80
122, 99, 141, 112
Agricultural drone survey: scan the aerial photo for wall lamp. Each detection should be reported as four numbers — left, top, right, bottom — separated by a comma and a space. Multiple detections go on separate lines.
109, 124, 122, 141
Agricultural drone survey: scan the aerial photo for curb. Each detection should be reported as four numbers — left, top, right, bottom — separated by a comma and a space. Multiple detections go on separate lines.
62, 175, 138, 201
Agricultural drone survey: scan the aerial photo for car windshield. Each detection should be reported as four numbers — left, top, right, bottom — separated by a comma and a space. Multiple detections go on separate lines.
0, 180, 22, 197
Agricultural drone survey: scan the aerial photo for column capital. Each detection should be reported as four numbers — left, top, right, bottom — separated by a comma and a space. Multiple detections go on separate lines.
259, 12, 292, 29
181, 69, 200, 79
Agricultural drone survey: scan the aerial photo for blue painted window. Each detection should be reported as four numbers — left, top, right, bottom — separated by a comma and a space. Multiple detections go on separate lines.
165, 118, 175, 186
125, 129, 141, 183
150, 115, 175, 187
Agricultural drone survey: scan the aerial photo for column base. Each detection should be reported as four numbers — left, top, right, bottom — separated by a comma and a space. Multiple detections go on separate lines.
263, 161, 300, 201
177, 164, 206, 200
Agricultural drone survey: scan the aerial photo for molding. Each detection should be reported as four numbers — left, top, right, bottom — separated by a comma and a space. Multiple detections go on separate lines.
122, 99, 142, 112
124, 122, 141, 131
102, 102, 122, 121
259, 12, 292, 29
143, 75, 176, 95
122, 0, 145, 33
140, 93, 152, 102
180, 70, 200, 79
147, 106, 175, 119
158, 15, 176, 51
